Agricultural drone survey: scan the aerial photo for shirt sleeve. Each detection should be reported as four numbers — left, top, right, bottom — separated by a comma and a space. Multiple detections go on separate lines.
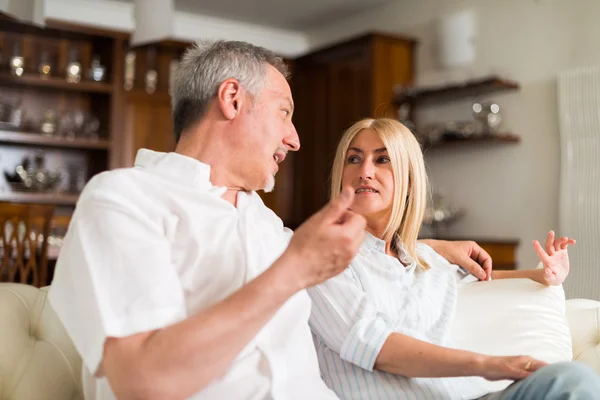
416, 243, 468, 283
48, 179, 187, 376
307, 267, 393, 372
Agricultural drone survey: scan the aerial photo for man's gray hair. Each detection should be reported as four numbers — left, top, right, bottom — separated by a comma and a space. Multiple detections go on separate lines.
171, 40, 289, 142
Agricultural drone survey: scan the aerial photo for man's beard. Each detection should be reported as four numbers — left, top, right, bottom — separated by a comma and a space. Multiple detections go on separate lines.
263, 174, 275, 193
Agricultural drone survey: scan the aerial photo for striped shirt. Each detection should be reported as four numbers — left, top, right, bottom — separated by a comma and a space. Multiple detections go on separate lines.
307, 232, 491, 400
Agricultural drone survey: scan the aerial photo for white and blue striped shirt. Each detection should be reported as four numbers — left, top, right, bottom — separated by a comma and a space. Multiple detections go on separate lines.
307, 233, 491, 400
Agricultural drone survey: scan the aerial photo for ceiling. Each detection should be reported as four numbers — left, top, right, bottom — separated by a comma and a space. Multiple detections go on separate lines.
117, 0, 394, 30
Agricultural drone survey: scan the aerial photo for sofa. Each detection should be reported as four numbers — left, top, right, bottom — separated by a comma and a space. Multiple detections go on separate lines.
0, 282, 599, 400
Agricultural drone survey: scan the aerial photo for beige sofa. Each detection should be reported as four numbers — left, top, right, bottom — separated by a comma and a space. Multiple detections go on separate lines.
1, 283, 599, 400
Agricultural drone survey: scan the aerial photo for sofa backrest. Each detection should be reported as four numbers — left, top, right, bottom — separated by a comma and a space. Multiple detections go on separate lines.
0, 283, 83, 400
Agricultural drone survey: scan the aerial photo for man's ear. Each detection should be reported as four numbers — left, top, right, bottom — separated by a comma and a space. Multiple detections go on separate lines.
217, 78, 242, 120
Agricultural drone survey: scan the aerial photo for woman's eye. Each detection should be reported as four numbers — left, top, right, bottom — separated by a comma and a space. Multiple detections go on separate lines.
282, 109, 290, 117
377, 156, 390, 164
347, 155, 360, 164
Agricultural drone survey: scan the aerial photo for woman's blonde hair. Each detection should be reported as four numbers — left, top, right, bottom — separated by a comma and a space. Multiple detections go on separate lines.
330, 118, 429, 268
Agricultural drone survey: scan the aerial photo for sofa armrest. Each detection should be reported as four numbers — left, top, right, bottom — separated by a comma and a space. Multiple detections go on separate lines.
566, 299, 600, 374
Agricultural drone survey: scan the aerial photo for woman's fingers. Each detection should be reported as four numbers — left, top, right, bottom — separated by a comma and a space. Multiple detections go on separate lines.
533, 240, 551, 265
545, 231, 555, 255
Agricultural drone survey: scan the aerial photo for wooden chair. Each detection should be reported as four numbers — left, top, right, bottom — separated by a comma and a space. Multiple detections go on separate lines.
0, 203, 55, 287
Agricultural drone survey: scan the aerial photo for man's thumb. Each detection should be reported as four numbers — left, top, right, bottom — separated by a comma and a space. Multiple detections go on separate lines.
325, 187, 355, 222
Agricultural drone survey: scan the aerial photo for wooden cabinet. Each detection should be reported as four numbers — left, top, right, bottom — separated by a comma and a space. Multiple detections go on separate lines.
0, 19, 188, 199
477, 239, 519, 270
444, 238, 519, 270
119, 93, 175, 166
289, 33, 416, 227
0, 18, 127, 212
0, 18, 131, 284
114, 42, 186, 167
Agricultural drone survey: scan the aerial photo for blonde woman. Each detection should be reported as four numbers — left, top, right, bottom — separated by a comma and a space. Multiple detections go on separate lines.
307, 118, 598, 400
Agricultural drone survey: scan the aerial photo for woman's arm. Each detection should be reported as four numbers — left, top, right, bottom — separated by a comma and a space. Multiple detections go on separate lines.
492, 269, 545, 284
420, 239, 492, 281
492, 231, 575, 286
375, 332, 545, 381
307, 262, 545, 382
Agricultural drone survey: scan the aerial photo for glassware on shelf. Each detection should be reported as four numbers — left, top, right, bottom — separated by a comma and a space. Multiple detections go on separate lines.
59, 110, 100, 141
88, 54, 106, 82
422, 192, 464, 239
38, 51, 52, 79
9, 42, 24, 76
82, 114, 100, 140
124, 50, 136, 91
472, 101, 502, 134
145, 46, 158, 94
58, 111, 76, 140
40, 110, 59, 136
66, 49, 82, 83
421, 120, 478, 144
72, 110, 85, 132
66, 163, 86, 193
0, 102, 10, 123
9, 101, 24, 129
397, 102, 416, 133
4, 151, 63, 192
0, 98, 25, 130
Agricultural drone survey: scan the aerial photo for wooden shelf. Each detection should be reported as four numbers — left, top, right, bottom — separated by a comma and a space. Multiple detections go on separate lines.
0, 130, 110, 150
0, 73, 113, 94
395, 76, 520, 105
0, 191, 79, 205
422, 133, 521, 149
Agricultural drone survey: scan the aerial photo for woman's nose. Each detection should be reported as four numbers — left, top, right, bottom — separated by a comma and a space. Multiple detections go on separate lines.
359, 162, 374, 180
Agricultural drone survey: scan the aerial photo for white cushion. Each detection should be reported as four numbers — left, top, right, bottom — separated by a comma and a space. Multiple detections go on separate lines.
566, 299, 600, 373
451, 278, 572, 392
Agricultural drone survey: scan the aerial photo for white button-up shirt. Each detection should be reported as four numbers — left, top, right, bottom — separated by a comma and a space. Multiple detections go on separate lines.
49, 149, 337, 400
307, 232, 490, 400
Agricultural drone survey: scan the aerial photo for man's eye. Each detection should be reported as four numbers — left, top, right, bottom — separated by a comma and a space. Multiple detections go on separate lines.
282, 109, 290, 117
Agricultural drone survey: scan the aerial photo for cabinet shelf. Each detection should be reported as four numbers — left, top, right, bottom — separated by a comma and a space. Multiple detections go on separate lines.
395, 75, 519, 105
0, 73, 113, 94
0, 191, 79, 205
0, 130, 110, 150
421, 132, 521, 149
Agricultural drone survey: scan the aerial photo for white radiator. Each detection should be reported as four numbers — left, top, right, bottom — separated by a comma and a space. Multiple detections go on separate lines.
558, 66, 600, 300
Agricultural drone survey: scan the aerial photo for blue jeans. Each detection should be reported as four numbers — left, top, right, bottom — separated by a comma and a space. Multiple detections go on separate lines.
479, 362, 600, 400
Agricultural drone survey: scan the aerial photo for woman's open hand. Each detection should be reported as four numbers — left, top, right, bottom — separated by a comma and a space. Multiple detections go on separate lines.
532, 231, 575, 286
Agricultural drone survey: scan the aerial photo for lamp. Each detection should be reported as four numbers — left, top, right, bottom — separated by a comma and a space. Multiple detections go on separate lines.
131, 0, 175, 46
436, 9, 476, 69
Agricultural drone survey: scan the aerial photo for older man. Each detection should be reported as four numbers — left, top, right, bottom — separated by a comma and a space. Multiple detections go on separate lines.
49, 40, 492, 400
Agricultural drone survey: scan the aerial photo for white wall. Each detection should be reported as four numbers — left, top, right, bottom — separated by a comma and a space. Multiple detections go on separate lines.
308, 0, 600, 269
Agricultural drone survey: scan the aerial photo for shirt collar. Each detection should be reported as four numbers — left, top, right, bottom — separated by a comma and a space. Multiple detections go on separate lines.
396, 238, 416, 267
358, 231, 417, 268
134, 149, 224, 192
358, 231, 387, 256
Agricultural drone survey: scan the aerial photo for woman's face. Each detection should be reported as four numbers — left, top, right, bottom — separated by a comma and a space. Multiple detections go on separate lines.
341, 128, 395, 224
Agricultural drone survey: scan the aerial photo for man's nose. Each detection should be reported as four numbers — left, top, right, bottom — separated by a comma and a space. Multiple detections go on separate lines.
284, 125, 300, 151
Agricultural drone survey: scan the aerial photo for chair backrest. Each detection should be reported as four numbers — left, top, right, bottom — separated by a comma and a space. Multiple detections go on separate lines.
0, 203, 55, 287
